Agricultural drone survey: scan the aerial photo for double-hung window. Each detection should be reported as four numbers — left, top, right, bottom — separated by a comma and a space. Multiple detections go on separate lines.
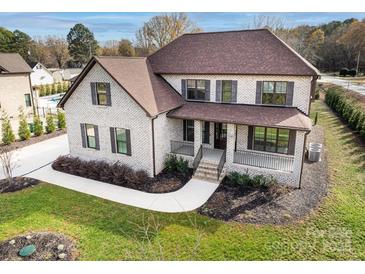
187, 80, 206, 101
24, 94, 32, 107
253, 126, 290, 154
115, 128, 128, 155
96, 83, 108, 105
86, 124, 96, 149
183, 120, 194, 142
262, 81, 287, 105
222, 80, 232, 103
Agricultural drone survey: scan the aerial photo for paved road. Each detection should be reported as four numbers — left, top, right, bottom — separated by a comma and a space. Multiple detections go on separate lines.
0, 134, 218, 212
319, 75, 365, 95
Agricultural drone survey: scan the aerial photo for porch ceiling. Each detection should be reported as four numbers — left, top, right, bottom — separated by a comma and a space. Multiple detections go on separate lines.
167, 102, 312, 131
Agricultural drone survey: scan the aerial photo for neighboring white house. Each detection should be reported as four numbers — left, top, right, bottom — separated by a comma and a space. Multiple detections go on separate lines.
30, 62, 55, 86
0, 53, 35, 119
59, 29, 319, 188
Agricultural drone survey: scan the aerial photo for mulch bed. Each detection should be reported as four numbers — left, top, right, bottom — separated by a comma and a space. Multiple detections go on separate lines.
0, 129, 66, 152
0, 177, 40, 194
0, 232, 77, 261
198, 125, 328, 225
52, 155, 192, 194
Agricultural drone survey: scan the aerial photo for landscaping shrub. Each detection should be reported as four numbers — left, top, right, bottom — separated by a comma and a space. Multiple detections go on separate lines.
164, 154, 189, 175
52, 155, 149, 189
57, 110, 66, 129
18, 107, 31, 141
51, 84, 57, 95
1, 111, 15, 145
339, 68, 349, 76
45, 84, 51, 96
45, 114, 56, 134
325, 86, 365, 142
227, 171, 278, 189
33, 115, 43, 136
56, 82, 62, 93
348, 69, 357, 77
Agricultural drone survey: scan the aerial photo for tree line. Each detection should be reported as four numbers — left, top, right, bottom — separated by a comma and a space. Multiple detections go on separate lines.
1, 13, 364, 72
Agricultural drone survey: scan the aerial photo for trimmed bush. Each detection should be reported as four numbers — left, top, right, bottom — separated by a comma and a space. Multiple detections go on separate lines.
56, 82, 62, 93
1, 111, 15, 145
33, 115, 43, 136
51, 84, 57, 95
18, 107, 31, 141
164, 154, 189, 176
45, 114, 56, 134
52, 155, 149, 190
348, 69, 357, 77
325, 86, 365, 142
57, 109, 66, 129
339, 68, 349, 76
227, 171, 278, 188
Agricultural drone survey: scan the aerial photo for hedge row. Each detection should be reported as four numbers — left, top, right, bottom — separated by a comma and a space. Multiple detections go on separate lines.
325, 87, 365, 140
38, 82, 70, 97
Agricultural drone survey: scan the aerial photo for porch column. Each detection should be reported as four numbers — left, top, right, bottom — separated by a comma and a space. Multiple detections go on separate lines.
194, 120, 202, 156
226, 123, 236, 167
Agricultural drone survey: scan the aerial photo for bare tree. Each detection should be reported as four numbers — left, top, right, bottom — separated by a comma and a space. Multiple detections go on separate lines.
45, 36, 70, 68
136, 13, 202, 53
0, 147, 17, 186
247, 15, 286, 32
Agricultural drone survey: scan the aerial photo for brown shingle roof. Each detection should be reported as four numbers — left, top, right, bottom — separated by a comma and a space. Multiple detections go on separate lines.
167, 102, 312, 131
148, 29, 319, 76
0, 53, 32, 73
59, 57, 183, 116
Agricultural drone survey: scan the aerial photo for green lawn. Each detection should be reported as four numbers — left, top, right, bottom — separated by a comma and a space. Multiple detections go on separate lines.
0, 100, 364, 260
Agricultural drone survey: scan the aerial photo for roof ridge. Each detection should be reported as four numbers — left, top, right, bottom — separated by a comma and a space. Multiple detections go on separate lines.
182, 28, 270, 36
97, 56, 146, 59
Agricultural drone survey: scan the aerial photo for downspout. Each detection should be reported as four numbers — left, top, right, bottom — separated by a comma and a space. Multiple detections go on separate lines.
298, 131, 310, 189
151, 115, 157, 177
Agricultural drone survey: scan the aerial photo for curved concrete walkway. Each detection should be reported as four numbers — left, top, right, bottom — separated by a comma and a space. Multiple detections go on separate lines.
1, 134, 219, 213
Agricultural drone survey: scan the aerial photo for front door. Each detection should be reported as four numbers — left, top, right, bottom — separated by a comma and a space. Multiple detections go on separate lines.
214, 123, 227, 149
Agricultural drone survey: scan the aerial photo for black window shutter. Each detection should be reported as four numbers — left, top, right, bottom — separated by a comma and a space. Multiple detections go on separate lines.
232, 80, 237, 103
110, 127, 116, 153
181, 79, 187, 99
255, 81, 262, 104
126, 129, 132, 156
288, 130, 296, 155
205, 80, 210, 101
286, 82, 295, 106
94, 125, 100, 150
106, 83, 112, 106
183, 120, 187, 141
80, 123, 87, 148
216, 80, 222, 102
91, 82, 97, 105
247, 126, 254, 149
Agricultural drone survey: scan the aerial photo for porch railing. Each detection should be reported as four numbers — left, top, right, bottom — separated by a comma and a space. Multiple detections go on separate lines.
170, 140, 194, 156
217, 149, 226, 180
233, 150, 294, 172
193, 145, 203, 172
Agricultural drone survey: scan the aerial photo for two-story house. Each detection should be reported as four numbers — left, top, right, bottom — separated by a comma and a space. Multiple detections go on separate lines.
58, 29, 319, 188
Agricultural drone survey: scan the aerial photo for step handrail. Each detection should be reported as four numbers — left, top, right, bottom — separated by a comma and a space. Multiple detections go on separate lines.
193, 145, 203, 173
217, 149, 226, 180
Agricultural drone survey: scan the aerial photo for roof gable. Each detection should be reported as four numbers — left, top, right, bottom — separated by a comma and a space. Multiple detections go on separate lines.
0, 53, 32, 73
58, 57, 183, 116
148, 29, 319, 76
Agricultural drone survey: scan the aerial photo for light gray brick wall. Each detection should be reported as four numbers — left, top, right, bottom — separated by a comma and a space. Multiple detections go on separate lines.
161, 74, 312, 114
225, 123, 306, 187
64, 63, 154, 176
0, 74, 33, 119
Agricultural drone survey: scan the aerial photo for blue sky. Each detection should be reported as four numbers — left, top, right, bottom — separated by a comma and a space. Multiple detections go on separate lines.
1, 12, 364, 43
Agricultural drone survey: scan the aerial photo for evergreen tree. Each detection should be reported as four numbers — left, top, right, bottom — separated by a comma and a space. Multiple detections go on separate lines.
57, 110, 66, 129
33, 115, 43, 136
18, 107, 31, 141
1, 111, 15, 145
45, 114, 56, 134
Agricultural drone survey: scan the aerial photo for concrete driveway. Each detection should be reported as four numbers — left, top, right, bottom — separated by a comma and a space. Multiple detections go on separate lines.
319, 75, 365, 95
0, 134, 218, 213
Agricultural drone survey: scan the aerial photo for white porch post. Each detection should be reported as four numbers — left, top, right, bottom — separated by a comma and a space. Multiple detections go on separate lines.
226, 123, 236, 167
194, 120, 202, 156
